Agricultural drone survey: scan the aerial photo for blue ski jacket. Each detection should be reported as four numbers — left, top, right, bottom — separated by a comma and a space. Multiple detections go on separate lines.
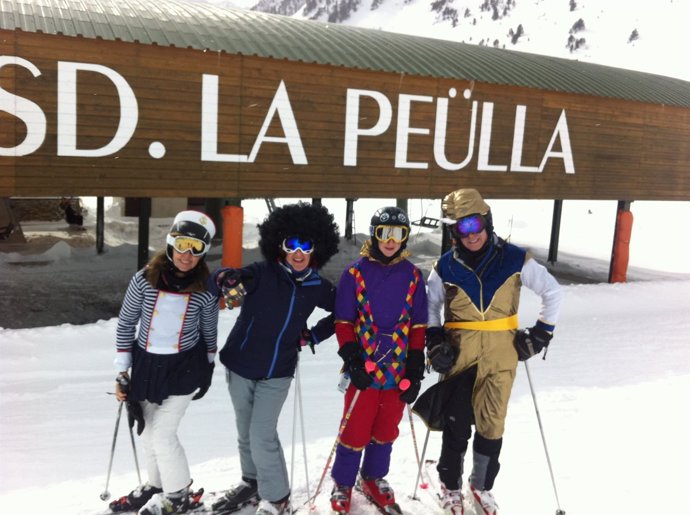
210, 260, 336, 380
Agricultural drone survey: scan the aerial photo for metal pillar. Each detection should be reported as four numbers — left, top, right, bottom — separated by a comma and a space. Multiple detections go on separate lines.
137, 197, 151, 270
96, 196, 104, 254
547, 200, 563, 264
345, 198, 355, 240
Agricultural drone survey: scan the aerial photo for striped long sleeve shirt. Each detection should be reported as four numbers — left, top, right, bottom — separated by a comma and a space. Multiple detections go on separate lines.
115, 269, 218, 371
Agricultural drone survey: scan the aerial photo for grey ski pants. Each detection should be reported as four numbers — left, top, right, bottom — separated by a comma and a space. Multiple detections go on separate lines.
227, 370, 292, 503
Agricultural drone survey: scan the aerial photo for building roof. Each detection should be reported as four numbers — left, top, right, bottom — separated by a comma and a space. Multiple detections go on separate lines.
2, 0, 690, 108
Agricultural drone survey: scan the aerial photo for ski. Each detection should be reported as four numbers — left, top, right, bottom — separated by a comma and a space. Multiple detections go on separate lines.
211, 497, 260, 515
422, 460, 468, 515
101, 488, 209, 515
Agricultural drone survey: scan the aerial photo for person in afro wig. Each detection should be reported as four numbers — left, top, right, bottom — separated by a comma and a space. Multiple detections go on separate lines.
207, 201, 339, 514
258, 201, 340, 269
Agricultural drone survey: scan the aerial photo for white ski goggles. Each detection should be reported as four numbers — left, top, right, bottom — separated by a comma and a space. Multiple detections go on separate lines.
166, 235, 208, 256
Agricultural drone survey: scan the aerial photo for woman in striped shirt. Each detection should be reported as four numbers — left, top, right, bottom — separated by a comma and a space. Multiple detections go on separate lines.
112, 210, 219, 515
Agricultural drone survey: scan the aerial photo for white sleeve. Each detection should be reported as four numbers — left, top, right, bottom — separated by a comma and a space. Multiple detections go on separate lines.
427, 265, 445, 328
113, 351, 132, 372
521, 257, 564, 329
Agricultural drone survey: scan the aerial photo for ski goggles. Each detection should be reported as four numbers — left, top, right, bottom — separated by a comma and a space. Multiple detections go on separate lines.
281, 237, 315, 254
166, 234, 208, 256
453, 214, 486, 237
373, 225, 409, 243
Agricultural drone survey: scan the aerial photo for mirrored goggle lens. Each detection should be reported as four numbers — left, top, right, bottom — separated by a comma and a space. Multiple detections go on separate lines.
169, 235, 207, 255
455, 215, 485, 237
282, 237, 314, 254
374, 225, 409, 243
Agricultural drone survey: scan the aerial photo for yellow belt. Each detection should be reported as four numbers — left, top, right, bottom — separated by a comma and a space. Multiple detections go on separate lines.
444, 314, 519, 332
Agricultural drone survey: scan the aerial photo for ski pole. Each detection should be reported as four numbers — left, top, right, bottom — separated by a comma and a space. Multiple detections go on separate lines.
406, 404, 427, 490
524, 361, 566, 515
118, 375, 143, 486
411, 423, 432, 501
309, 362, 373, 510
127, 416, 143, 485
100, 400, 124, 501
296, 360, 312, 504
290, 362, 299, 501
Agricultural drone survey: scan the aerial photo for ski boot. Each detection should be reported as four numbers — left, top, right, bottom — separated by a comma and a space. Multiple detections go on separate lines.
467, 484, 498, 515
356, 476, 402, 515
138, 489, 190, 515
109, 483, 163, 512
330, 483, 353, 514
212, 478, 259, 514
254, 496, 291, 515
438, 482, 464, 515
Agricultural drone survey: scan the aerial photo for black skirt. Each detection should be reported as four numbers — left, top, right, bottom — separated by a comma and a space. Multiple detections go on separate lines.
129, 342, 207, 405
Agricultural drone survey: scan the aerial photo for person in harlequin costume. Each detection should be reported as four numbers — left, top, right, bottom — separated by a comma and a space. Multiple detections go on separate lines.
413, 189, 564, 515
329, 206, 428, 515
112, 210, 219, 515
208, 202, 339, 515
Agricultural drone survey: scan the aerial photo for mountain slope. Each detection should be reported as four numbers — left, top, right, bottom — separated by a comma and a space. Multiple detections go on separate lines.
213, 0, 690, 81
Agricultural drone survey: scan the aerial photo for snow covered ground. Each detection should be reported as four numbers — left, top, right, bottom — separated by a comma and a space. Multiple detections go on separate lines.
1, 197, 690, 515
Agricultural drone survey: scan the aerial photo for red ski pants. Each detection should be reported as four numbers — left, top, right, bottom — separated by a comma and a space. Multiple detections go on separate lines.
339, 385, 405, 450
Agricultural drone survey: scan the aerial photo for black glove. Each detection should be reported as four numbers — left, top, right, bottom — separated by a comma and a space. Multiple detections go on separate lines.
193, 362, 215, 400
338, 342, 373, 391
117, 373, 145, 435
126, 401, 145, 436
296, 328, 316, 354
399, 349, 425, 404
426, 327, 457, 374
514, 326, 553, 361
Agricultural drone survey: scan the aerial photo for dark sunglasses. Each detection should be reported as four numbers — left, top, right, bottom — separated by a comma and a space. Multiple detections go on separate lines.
454, 214, 486, 237
281, 237, 315, 254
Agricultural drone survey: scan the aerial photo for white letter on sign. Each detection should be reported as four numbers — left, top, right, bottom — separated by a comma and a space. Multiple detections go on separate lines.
0, 56, 47, 156
57, 62, 138, 157
395, 94, 433, 169
202, 77, 306, 164
248, 80, 307, 164
539, 110, 575, 174
343, 89, 392, 167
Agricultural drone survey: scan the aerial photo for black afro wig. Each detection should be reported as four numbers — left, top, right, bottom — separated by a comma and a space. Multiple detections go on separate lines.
258, 202, 340, 268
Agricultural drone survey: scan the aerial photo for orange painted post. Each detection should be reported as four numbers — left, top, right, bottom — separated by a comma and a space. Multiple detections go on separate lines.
219, 205, 243, 309
221, 205, 243, 268
610, 209, 633, 283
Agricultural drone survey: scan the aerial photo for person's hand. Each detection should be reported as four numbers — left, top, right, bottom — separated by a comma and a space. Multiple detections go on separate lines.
193, 362, 215, 400
338, 342, 374, 391
426, 327, 457, 374
218, 269, 246, 309
399, 349, 425, 404
115, 372, 129, 401
296, 328, 316, 354
514, 325, 553, 361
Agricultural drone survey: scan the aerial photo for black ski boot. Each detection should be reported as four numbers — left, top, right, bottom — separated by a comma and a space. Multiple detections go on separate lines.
212, 477, 259, 514
109, 483, 163, 512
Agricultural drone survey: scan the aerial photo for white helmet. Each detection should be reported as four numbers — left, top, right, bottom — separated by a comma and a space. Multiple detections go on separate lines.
166, 210, 216, 258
